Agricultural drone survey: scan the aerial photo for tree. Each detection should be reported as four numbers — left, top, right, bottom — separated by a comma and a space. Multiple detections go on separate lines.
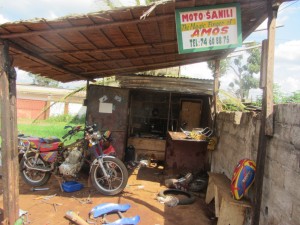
255, 83, 300, 105
284, 91, 300, 103
207, 43, 261, 100
28, 73, 59, 87
207, 59, 230, 77
228, 44, 260, 100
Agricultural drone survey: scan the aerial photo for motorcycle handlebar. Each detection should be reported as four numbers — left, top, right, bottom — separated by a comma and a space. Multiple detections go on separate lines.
62, 125, 83, 140
62, 132, 70, 139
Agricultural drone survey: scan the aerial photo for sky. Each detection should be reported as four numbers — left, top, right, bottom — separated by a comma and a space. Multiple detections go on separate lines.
0, 0, 299, 95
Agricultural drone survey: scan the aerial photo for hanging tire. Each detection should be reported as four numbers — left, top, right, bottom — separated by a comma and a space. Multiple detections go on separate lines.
20, 153, 51, 186
158, 189, 196, 205
91, 157, 128, 196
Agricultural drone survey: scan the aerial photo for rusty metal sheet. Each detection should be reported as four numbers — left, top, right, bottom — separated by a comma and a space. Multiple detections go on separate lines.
86, 85, 129, 158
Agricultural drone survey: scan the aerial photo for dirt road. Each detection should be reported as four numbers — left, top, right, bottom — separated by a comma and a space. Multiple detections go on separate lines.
0, 165, 215, 225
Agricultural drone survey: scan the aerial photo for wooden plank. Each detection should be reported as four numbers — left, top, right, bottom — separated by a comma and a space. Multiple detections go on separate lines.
252, 3, 279, 225
265, 6, 276, 136
259, 40, 268, 89
208, 173, 252, 208
128, 137, 166, 161
218, 198, 247, 225
0, 14, 174, 39
0, 41, 19, 224
80, 52, 216, 75
211, 59, 220, 132
135, 149, 165, 161
127, 137, 166, 152
205, 175, 215, 204
214, 185, 221, 217
8, 41, 87, 80
206, 172, 252, 225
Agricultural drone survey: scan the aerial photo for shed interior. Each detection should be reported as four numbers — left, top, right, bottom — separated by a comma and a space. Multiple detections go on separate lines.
127, 88, 212, 162
128, 89, 212, 139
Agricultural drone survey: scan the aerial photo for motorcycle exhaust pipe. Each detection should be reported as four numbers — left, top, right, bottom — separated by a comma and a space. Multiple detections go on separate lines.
23, 161, 52, 172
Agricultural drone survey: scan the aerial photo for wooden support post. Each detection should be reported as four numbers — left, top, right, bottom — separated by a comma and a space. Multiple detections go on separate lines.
167, 92, 171, 131
64, 102, 69, 115
45, 100, 51, 119
0, 41, 19, 223
252, 2, 279, 224
84, 80, 89, 124
212, 59, 220, 132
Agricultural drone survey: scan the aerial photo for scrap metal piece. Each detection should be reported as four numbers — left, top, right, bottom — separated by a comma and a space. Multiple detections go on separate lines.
90, 203, 130, 218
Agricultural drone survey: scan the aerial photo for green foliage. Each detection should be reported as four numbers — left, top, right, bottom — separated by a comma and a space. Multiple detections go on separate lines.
207, 59, 230, 77
284, 91, 300, 103
228, 44, 260, 100
18, 122, 84, 145
218, 90, 247, 111
28, 73, 59, 87
137, 67, 180, 77
45, 114, 86, 124
255, 84, 300, 105
207, 43, 261, 101
273, 86, 300, 104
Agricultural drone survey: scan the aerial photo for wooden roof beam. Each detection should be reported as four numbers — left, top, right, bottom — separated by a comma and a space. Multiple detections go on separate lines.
40, 41, 177, 56
0, 14, 174, 39
8, 41, 88, 80
64, 51, 181, 67
81, 54, 217, 76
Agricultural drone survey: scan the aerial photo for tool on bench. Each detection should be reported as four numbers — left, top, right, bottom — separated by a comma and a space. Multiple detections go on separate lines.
89, 203, 140, 225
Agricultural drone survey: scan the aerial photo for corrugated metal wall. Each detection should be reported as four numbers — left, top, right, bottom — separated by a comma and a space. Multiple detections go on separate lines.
86, 85, 129, 159
17, 99, 47, 119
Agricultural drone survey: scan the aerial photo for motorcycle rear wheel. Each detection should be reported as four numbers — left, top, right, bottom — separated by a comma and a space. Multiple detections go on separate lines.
20, 153, 51, 186
91, 157, 128, 196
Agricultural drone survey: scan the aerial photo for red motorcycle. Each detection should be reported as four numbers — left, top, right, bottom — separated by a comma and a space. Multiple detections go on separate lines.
19, 124, 128, 195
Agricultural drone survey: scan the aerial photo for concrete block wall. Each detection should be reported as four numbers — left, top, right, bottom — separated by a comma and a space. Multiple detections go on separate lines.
211, 104, 300, 225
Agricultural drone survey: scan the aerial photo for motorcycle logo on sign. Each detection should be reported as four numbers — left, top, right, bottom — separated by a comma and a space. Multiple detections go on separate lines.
175, 3, 242, 54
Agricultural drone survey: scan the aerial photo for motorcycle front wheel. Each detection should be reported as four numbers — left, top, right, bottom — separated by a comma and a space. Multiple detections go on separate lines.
91, 157, 128, 196
20, 153, 51, 186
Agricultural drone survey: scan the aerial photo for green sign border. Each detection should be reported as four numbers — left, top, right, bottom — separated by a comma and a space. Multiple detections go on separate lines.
175, 3, 242, 54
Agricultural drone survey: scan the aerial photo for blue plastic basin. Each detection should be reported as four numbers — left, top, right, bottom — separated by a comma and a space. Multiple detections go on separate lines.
62, 181, 84, 192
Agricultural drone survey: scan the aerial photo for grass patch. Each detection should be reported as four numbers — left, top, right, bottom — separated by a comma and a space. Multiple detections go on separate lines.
44, 114, 86, 124
18, 122, 84, 145
0, 115, 85, 146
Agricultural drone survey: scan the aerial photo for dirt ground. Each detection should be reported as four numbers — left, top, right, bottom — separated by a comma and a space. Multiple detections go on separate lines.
0, 164, 216, 225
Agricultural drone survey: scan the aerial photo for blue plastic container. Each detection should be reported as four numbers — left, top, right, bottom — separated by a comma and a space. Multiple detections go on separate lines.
62, 181, 84, 192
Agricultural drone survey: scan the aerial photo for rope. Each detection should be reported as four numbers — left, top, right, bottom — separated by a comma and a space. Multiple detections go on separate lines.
140, 0, 166, 20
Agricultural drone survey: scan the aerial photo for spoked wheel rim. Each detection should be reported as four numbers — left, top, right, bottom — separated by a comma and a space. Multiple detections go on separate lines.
22, 156, 48, 184
93, 161, 125, 192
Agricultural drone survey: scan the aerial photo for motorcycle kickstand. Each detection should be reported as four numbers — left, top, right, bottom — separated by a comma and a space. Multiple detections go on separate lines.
54, 175, 64, 192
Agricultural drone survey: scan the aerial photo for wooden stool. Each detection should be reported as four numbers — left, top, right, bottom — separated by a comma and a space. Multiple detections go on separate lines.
205, 172, 252, 225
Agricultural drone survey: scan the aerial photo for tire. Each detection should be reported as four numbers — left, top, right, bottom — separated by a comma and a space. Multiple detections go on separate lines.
159, 189, 196, 205
91, 157, 128, 196
20, 153, 51, 186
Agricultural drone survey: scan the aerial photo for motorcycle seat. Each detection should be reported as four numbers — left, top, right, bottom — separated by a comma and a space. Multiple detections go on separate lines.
39, 136, 61, 144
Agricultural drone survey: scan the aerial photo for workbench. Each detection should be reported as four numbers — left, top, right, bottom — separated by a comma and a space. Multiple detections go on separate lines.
127, 137, 166, 161
164, 132, 209, 173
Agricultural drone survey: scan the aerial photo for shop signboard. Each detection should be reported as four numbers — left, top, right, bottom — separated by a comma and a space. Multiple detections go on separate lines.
175, 3, 242, 54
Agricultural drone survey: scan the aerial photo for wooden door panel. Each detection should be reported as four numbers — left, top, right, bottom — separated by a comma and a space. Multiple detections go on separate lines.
180, 100, 202, 130
86, 85, 129, 158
